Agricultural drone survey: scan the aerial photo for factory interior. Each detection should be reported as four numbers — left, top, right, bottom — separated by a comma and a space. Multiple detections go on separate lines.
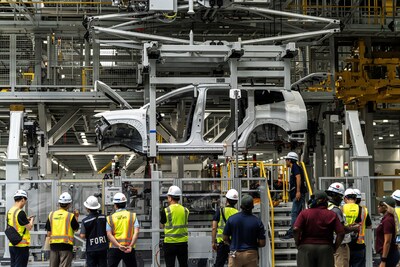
0, 0, 400, 266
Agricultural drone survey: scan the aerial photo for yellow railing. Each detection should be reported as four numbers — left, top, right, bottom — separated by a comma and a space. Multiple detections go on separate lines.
266, 181, 275, 267
300, 161, 313, 196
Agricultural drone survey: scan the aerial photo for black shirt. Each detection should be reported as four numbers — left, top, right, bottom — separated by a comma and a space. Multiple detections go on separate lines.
160, 209, 167, 225
17, 210, 30, 226
80, 211, 108, 252
45, 213, 79, 251
289, 163, 307, 199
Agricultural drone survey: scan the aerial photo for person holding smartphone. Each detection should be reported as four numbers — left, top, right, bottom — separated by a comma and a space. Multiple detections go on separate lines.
7, 190, 34, 267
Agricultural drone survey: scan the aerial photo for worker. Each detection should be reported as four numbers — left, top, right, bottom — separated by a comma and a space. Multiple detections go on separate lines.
223, 194, 266, 267
212, 189, 239, 267
7, 190, 34, 267
106, 192, 139, 267
160, 185, 189, 267
391, 189, 400, 231
376, 196, 400, 267
282, 151, 307, 239
294, 190, 345, 267
326, 182, 357, 267
80, 196, 108, 267
45, 192, 80, 267
345, 189, 372, 267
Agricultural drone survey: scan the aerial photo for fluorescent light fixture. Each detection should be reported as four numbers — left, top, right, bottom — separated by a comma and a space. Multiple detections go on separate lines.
125, 154, 136, 168
383, 119, 389, 123
339, 145, 344, 148
88, 154, 97, 171
61, 74, 65, 79
390, 134, 394, 137
337, 131, 342, 135
379, 137, 383, 140
373, 122, 376, 126
51, 159, 58, 164
65, 168, 69, 172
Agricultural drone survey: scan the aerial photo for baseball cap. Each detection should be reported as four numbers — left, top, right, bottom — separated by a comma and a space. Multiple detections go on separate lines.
377, 196, 396, 208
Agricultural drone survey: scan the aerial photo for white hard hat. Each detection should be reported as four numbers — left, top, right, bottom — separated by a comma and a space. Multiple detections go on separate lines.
392, 190, 400, 202
167, 185, 182, 196
226, 189, 239, 201
14, 190, 28, 199
113, 192, 127, 203
84, 196, 101, 210
59, 192, 72, 204
285, 152, 299, 161
326, 182, 345, 196
353, 189, 362, 199
344, 188, 357, 197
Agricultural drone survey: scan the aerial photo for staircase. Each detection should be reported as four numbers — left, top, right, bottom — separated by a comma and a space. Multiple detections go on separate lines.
272, 202, 297, 267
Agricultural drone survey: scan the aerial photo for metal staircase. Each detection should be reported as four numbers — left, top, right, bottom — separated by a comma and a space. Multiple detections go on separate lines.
272, 202, 297, 267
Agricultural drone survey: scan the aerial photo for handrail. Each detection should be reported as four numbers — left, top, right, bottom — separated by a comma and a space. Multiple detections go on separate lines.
265, 172, 276, 267
300, 161, 313, 196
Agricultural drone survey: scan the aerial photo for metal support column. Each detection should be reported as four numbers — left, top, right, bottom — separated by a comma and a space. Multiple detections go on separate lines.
10, 35, 16, 92
151, 164, 161, 267
148, 59, 157, 157
345, 110, 372, 267
92, 41, 100, 83
325, 114, 335, 177
3, 108, 24, 259
34, 37, 42, 87
229, 59, 241, 200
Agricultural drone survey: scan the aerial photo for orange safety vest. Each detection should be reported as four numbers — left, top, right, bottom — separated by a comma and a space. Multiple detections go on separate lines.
107, 210, 136, 248
49, 209, 74, 245
356, 205, 368, 244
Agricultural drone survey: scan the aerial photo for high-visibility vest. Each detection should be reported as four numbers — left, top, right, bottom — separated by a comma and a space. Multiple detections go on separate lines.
395, 207, 400, 233
49, 209, 74, 245
356, 205, 368, 244
216, 207, 238, 243
343, 203, 359, 225
107, 210, 136, 248
164, 204, 189, 243
7, 206, 30, 247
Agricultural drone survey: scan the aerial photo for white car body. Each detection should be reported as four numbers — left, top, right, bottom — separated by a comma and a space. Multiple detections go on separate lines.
94, 82, 307, 156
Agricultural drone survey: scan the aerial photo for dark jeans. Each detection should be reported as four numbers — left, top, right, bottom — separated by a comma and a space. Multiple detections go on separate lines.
377, 249, 400, 267
349, 248, 365, 267
287, 194, 305, 235
87, 250, 107, 267
214, 242, 230, 267
164, 242, 188, 267
107, 248, 137, 267
9, 246, 29, 267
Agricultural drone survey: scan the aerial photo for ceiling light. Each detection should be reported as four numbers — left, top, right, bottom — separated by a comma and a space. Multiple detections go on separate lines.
390, 134, 394, 137
65, 168, 69, 172
337, 131, 342, 135
379, 137, 383, 140
125, 154, 136, 168
88, 154, 97, 171
373, 122, 376, 126
383, 119, 388, 123
339, 145, 343, 148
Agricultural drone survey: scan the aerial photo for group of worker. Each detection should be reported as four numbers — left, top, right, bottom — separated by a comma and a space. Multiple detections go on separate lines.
7, 189, 140, 267
292, 183, 400, 267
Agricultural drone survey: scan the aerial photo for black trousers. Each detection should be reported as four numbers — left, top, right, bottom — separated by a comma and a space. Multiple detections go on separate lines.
107, 248, 137, 267
9, 246, 29, 267
214, 243, 230, 267
164, 242, 188, 267
87, 250, 107, 267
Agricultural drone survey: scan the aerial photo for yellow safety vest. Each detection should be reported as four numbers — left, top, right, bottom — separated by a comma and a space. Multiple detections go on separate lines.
49, 209, 74, 245
216, 207, 238, 243
7, 206, 30, 247
395, 207, 400, 233
343, 203, 359, 225
107, 210, 136, 248
164, 204, 189, 243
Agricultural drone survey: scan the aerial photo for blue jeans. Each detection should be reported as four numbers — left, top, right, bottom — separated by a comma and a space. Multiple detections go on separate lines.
349, 248, 365, 267
287, 194, 305, 235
